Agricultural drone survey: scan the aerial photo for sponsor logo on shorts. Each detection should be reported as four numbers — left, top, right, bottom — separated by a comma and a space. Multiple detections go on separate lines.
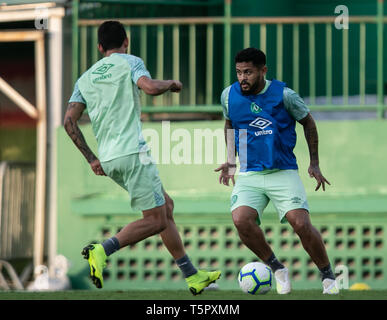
231, 195, 238, 207
291, 196, 302, 204
154, 191, 165, 206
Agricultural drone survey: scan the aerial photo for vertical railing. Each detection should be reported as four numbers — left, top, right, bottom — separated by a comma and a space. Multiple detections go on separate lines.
156, 24, 164, 106
292, 24, 299, 94
223, 0, 232, 89
359, 22, 366, 106
342, 27, 349, 106
325, 23, 332, 105
206, 23, 214, 105
308, 23, 315, 105
377, 0, 384, 118
276, 23, 283, 83
0, 162, 35, 260
260, 23, 266, 54
140, 25, 147, 107
243, 23, 250, 48
172, 24, 180, 106
189, 24, 196, 106
73, 3, 385, 117
71, 0, 79, 86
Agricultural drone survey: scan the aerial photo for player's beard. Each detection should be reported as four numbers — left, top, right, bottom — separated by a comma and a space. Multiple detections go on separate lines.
239, 80, 259, 95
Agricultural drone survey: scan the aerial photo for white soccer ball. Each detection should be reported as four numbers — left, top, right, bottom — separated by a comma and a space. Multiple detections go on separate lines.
238, 262, 272, 295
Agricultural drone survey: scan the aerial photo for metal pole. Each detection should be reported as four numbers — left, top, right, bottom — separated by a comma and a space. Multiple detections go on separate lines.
223, 0, 231, 88
34, 35, 47, 271
377, 0, 384, 118
47, 14, 64, 277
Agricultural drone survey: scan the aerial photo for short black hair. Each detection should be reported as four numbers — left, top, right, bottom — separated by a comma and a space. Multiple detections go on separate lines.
235, 48, 266, 68
98, 20, 127, 51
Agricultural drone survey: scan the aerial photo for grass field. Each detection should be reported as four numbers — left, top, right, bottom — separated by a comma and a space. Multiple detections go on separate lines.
0, 289, 386, 300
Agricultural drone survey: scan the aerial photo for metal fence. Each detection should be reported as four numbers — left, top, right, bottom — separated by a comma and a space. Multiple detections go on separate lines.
0, 162, 35, 260
72, 1, 386, 117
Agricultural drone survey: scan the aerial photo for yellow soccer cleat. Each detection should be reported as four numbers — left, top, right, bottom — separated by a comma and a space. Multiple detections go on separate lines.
185, 270, 221, 295
81, 244, 107, 289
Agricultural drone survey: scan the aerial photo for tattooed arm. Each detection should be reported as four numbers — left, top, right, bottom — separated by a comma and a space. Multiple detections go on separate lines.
298, 113, 330, 191
64, 102, 106, 176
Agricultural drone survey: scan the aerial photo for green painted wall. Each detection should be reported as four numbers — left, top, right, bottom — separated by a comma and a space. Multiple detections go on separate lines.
57, 119, 387, 213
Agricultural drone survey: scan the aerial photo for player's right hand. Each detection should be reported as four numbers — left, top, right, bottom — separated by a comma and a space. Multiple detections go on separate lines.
169, 80, 182, 93
90, 159, 106, 176
214, 162, 236, 186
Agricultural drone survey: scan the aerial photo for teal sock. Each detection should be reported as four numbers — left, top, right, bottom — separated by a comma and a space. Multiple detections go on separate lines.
320, 264, 335, 281
101, 237, 120, 256
175, 254, 197, 278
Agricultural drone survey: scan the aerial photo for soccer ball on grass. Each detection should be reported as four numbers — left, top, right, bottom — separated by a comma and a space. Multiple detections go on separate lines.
238, 262, 272, 295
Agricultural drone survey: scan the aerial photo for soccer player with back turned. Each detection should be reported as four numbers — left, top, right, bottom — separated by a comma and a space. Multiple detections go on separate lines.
215, 48, 339, 294
64, 21, 221, 294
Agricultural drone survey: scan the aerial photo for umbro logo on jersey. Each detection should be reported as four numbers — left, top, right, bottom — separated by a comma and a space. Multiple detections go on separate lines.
249, 117, 272, 130
92, 63, 114, 75
92, 64, 114, 83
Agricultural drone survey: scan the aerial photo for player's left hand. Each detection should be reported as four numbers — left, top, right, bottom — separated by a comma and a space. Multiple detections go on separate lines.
214, 162, 236, 186
308, 164, 330, 191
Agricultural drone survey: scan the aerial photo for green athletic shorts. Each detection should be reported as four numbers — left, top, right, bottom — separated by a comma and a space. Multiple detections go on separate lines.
230, 169, 309, 225
101, 151, 165, 211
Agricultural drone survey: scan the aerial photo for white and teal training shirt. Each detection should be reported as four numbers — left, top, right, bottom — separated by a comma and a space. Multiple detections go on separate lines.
69, 53, 151, 162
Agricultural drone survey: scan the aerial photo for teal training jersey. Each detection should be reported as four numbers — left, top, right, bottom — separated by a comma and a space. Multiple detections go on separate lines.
69, 53, 151, 162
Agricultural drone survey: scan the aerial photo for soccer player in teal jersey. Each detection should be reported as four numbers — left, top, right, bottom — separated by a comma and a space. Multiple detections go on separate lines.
64, 21, 220, 294
215, 48, 339, 294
